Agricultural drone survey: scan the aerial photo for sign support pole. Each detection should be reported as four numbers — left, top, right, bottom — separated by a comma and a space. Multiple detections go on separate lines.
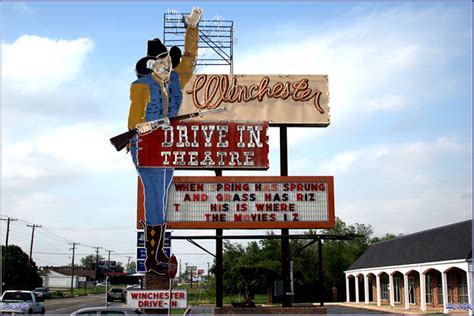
318, 238, 324, 306
168, 278, 172, 316
216, 229, 223, 307
215, 169, 224, 308
280, 126, 292, 307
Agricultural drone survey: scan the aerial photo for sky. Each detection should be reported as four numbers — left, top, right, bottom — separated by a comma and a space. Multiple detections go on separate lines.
1, 2, 472, 275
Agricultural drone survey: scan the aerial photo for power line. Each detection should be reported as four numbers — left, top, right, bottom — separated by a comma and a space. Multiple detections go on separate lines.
34, 257, 60, 266
33, 252, 95, 255
41, 228, 75, 243
2, 215, 108, 249
34, 231, 72, 252
36, 229, 73, 244
4, 216, 35, 226
6, 229, 31, 238
43, 226, 133, 232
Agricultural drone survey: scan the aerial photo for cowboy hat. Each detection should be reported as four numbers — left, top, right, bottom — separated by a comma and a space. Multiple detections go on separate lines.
135, 38, 182, 78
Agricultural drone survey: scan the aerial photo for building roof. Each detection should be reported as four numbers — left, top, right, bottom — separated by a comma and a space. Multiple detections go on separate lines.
40, 267, 96, 279
348, 220, 472, 271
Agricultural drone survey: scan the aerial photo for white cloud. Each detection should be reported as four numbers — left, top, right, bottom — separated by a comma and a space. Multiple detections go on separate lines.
306, 137, 472, 234
234, 5, 469, 129
2, 35, 94, 93
2, 124, 130, 189
314, 136, 469, 177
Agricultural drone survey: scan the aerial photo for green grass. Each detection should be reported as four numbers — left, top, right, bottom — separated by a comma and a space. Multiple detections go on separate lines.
174, 284, 269, 306
223, 293, 268, 305
52, 283, 271, 309
170, 308, 187, 314
51, 286, 108, 298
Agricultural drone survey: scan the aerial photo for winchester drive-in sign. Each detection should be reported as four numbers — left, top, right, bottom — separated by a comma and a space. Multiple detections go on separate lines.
137, 176, 335, 229
179, 74, 330, 126
137, 121, 269, 169
127, 290, 187, 309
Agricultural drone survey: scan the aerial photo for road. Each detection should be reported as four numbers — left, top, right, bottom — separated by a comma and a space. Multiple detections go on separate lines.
43, 294, 126, 314
326, 304, 389, 314
187, 304, 389, 315
44, 296, 388, 315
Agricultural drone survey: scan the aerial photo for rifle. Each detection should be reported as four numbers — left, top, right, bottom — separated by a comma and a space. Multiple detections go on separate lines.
110, 107, 226, 152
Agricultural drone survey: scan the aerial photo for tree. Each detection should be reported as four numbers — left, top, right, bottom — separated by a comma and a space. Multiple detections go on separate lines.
127, 261, 136, 273
80, 254, 103, 270
2, 245, 43, 290
290, 238, 319, 303
319, 217, 387, 302
218, 218, 400, 303
115, 262, 125, 273
370, 233, 402, 244
220, 237, 281, 306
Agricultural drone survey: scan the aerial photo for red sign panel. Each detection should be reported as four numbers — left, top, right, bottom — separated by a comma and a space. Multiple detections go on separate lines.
137, 176, 335, 229
136, 121, 269, 169
168, 255, 178, 279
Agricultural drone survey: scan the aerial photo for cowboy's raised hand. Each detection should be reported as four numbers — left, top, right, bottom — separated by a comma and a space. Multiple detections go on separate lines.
184, 7, 203, 28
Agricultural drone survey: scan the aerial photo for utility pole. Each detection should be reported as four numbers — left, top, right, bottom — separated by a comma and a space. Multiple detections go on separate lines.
185, 262, 188, 286
106, 250, 112, 276
26, 224, 42, 263
94, 247, 102, 283
69, 242, 78, 294
126, 256, 132, 273
3, 217, 18, 249
2, 217, 17, 293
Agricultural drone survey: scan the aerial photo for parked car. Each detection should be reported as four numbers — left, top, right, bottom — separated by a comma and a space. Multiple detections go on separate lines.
0, 290, 45, 314
106, 288, 126, 302
71, 307, 143, 315
33, 287, 52, 299
95, 281, 110, 287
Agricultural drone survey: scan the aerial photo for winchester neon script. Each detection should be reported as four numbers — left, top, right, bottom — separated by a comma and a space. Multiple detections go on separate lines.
179, 74, 330, 126
186, 75, 324, 113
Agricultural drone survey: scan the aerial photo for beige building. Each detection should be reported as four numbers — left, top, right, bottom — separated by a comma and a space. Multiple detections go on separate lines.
345, 220, 472, 314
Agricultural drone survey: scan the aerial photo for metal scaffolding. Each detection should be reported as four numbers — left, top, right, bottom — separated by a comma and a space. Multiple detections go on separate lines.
163, 12, 234, 74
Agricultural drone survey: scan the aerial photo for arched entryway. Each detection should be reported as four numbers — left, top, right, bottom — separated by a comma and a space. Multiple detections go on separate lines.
366, 273, 376, 303
356, 273, 365, 303
377, 272, 390, 305
424, 268, 443, 308
405, 270, 420, 308
391, 271, 404, 306
346, 275, 356, 302
444, 267, 470, 305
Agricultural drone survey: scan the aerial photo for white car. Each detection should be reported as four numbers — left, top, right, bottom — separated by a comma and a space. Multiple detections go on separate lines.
0, 290, 45, 314
71, 307, 143, 315
95, 282, 110, 287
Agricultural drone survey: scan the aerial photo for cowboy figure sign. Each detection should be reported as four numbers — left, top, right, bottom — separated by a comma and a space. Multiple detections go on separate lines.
128, 7, 202, 275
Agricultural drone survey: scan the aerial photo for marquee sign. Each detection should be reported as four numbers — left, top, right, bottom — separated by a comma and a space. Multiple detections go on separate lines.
137, 121, 269, 169
137, 176, 335, 229
179, 74, 330, 126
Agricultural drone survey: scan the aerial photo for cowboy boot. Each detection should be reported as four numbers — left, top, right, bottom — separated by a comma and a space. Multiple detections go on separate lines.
156, 224, 170, 264
144, 224, 165, 275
